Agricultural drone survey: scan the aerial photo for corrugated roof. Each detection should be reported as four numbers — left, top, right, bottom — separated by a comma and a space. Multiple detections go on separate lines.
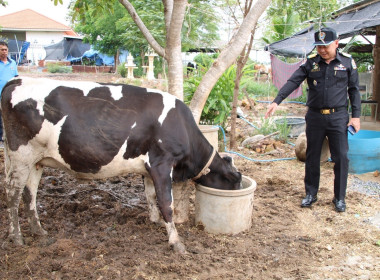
0, 9, 72, 32
265, 0, 380, 57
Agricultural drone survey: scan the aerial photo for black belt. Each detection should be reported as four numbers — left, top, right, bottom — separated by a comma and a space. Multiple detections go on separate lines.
309, 107, 347, 115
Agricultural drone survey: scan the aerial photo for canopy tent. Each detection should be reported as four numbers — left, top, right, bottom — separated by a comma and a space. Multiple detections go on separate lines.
265, 0, 380, 57
44, 37, 128, 66
44, 37, 91, 61
69, 48, 129, 66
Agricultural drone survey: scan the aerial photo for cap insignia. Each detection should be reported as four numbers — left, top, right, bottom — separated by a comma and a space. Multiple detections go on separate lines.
319, 32, 326, 40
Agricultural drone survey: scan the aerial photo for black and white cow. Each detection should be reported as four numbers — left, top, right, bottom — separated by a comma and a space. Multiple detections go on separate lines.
1, 77, 242, 253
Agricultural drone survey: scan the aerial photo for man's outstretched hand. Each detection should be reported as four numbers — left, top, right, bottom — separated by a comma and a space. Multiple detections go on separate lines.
265, 103, 278, 118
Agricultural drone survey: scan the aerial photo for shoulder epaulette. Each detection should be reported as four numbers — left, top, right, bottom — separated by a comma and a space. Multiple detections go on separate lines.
308, 53, 317, 58
341, 52, 352, 58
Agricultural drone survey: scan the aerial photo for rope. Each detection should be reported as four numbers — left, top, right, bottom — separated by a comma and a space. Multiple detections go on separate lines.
193, 148, 217, 180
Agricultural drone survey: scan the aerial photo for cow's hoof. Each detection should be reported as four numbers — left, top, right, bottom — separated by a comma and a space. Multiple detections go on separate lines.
172, 242, 187, 254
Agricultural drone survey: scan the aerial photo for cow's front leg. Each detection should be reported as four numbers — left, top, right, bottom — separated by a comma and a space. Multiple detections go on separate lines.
145, 176, 190, 224
148, 164, 186, 254
23, 166, 47, 236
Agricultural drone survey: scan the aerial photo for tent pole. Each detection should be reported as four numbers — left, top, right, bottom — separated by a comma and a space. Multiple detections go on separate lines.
14, 34, 21, 65
360, 33, 374, 46
371, 26, 380, 121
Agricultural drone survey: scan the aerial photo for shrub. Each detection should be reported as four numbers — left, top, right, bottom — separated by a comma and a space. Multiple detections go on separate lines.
274, 117, 291, 142
184, 54, 255, 129
118, 63, 127, 78
255, 117, 290, 142
256, 117, 276, 135
46, 63, 72, 73
184, 54, 236, 128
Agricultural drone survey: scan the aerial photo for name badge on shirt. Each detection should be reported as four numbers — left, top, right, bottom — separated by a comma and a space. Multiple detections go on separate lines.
334, 64, 346, 71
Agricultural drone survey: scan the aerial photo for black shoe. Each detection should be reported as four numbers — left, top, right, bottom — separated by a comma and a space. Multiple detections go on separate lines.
332, 198, 346, 212
301, 194, 318, 207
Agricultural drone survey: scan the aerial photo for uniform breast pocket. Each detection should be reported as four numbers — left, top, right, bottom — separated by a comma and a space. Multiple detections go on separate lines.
334, 70, 348, 88
307, 72, 322, 89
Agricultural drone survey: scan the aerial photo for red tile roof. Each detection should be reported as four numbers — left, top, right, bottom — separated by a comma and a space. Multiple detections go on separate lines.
0, 9, 76, 33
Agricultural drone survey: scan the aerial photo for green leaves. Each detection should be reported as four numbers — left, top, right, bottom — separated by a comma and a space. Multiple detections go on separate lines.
263, 0, 341, 44
52, 0, 63, 5
71, 0, 220, 55
185, 53, 253, 129
72, 0, 114, 23
73, 1, 126, 57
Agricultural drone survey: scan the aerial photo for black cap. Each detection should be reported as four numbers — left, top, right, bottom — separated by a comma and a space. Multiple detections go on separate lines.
313, 27, 338, 46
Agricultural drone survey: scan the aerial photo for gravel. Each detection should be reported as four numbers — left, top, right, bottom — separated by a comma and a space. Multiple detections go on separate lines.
349, 177, 380, 199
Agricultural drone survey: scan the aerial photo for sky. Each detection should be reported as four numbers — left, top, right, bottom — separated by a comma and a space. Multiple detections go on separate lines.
0, 0, 72, 25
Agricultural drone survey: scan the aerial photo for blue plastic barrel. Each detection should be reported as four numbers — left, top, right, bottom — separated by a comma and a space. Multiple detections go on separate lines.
348, 130, 380, 174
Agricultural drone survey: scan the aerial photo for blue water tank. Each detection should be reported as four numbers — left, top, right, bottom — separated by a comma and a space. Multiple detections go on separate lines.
348, 130, 380, 174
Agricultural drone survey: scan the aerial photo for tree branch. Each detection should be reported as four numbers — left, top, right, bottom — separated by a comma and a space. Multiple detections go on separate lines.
189, 0, 271, 123
118, 0, 166, 58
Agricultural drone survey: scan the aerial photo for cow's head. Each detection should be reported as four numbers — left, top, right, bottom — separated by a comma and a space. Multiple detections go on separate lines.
195, 155, 242, 190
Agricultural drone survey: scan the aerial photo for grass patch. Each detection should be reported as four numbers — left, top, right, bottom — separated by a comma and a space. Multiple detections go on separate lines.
46, 63, 72, 74
241, 78, 278, 99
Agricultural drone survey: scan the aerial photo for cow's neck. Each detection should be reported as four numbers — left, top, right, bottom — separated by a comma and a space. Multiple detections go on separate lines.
192, 148, 216, 180
172, 136, 214, 182
190, 137, 215, 180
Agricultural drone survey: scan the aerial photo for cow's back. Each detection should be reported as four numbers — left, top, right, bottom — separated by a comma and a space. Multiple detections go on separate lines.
1, 77, 199, 177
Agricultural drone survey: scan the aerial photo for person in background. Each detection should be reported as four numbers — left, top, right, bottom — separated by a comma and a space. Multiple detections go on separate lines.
0, 41, 19, 141
265, 27, 361, 212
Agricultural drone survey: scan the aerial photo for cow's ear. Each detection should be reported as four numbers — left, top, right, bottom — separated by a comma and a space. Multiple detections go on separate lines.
222, 156, 232, 164
223, 156, 237, 169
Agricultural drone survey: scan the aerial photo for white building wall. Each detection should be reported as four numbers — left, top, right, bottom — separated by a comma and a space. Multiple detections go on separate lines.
25, 31, 65, 64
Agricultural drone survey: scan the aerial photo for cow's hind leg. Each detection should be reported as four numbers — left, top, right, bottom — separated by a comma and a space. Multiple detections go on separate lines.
144, 176, 163, 224
4, 166, 30, 245
22, 166, 47, 236
148, 163, 186, 254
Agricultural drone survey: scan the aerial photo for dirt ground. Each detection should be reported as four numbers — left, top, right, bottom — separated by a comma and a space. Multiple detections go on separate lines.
0, 72, 379, 279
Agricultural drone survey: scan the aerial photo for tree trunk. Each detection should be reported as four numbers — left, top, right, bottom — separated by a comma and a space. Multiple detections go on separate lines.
141, 50, 146, 74
230, 32, 255, 150
113, 49, 120, 72
189, 0, 271, 123
163, 0, 173, 33
372, 26, 380, 121
230, 58, 243, 150
165, 0, 187, 100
